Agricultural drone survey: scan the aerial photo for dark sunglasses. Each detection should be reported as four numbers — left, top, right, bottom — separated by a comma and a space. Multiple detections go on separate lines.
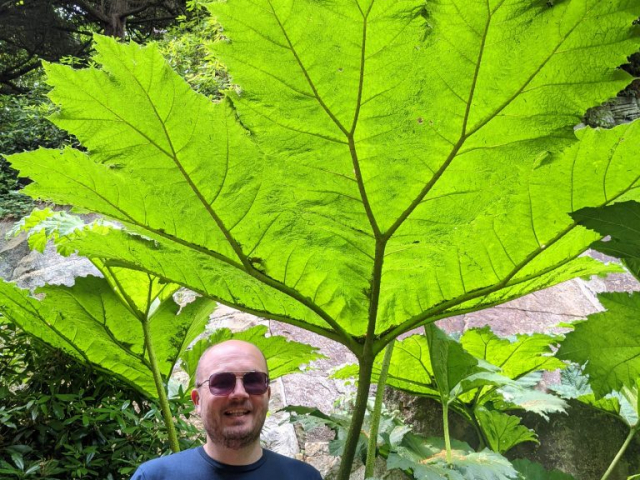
197, 371, 269, 396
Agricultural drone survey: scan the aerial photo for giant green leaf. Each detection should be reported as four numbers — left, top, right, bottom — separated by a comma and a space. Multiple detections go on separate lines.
572, 201, 640, 279
7, 0, 640, 357
388, 434, 518, 480
461, 327, 565, 380
0, 277, 214, 398
6, 4, 640, 473
558, 292, 640, 397
475, 407, 538, 454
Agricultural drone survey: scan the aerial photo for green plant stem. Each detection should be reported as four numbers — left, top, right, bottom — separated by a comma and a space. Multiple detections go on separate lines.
142, 317, 180, 453
467, 406, 488, 450
364, 340, 395, 478
443, 401, 452, 464
336, 356, 374, 480
601, 427, 638, 480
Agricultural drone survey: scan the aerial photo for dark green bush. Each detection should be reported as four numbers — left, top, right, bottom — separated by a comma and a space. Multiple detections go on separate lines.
0, 321, 204, 479
0, 83, 74, 219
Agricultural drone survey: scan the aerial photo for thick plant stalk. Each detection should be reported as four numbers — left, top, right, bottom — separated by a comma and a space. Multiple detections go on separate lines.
601, 427, 638, 480
364, 341, 395, 478
443, 401, 452, 464
142, 318, 181, 453
336, 356, 374, 480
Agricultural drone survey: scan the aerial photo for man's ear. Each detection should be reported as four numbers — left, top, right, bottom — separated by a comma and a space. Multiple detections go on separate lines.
191, 389, 201, 412
267, 385, 271, 400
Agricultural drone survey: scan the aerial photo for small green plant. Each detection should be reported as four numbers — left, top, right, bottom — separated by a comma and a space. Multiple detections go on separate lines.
550, 365, 639, 480
335, 325, 566, 457
285, 394, 411, 465
285, 393, 564, 480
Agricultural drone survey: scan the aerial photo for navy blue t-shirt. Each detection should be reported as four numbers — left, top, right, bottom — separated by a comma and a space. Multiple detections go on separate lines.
131, 447, 322, 480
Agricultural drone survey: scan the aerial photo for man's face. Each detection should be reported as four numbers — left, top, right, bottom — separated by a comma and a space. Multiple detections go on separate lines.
191, 341, 270, 450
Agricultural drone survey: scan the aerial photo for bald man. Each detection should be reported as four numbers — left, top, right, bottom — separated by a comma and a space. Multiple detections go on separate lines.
131, 340, 322, 479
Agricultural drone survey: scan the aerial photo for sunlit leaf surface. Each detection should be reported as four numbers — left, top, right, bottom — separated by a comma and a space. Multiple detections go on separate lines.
7, 0, 640, 353
558, 292, 640, 398
475, 407, 538, 454
0, 277, 215, 398
461, 327, 564, 379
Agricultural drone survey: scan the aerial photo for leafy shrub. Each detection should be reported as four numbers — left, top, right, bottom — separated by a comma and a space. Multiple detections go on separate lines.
0, 321, 204, 479
0, 85, 72, 219
157, 0, 229, 99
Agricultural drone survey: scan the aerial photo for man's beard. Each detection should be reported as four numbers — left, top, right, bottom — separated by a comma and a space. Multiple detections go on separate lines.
205, 410, 267, 450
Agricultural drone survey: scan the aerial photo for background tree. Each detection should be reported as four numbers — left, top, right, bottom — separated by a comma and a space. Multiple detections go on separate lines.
0, 0, 186, 94
0, 0, 213, 219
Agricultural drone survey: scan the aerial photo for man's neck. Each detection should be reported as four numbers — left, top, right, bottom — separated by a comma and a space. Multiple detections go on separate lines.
203, 441, 263, 466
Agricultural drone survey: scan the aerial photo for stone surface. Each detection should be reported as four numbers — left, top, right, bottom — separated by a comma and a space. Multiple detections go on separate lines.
303, 442, 342, 479
438, 278, 603, 336
0, 224, 30, 281
0, 220, 100, 288
386, 390, 640, 480
509, 401, 640, 480
262, 377, 300, 458
269, 322, 357, 444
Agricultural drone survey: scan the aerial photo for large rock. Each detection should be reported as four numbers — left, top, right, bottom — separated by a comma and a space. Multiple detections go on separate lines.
510, 401, 640, 480
0, 219, 99, 289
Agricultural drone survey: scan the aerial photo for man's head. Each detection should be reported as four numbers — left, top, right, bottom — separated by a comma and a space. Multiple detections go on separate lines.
191, 340, 271, 453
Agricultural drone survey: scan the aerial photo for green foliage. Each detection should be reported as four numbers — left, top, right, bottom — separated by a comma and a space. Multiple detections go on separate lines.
512, 459, 577, 480
157, 0, 228, 98
492, 375, 567, 420
559, 201, 640, 398
0, 275, 214, 399
0, 322, 203, 480
334, 326, 564, 454
5, 1, 640, 476
0, 86, 71, 218
557, 292, 640, 398
387, 434, 518, 480
556, 200, 640, 479
475, 408, 538, 455
285, 396, 411, 462
572, 201, 640, 281
9, 208, 101, 253
460, 328, 564, 380
425, 324, 494, 405
550, 365, 639, 428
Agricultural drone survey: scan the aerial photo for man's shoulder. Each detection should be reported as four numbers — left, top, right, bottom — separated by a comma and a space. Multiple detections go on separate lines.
263, 449, 322, 477
131, 448, 203, 479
